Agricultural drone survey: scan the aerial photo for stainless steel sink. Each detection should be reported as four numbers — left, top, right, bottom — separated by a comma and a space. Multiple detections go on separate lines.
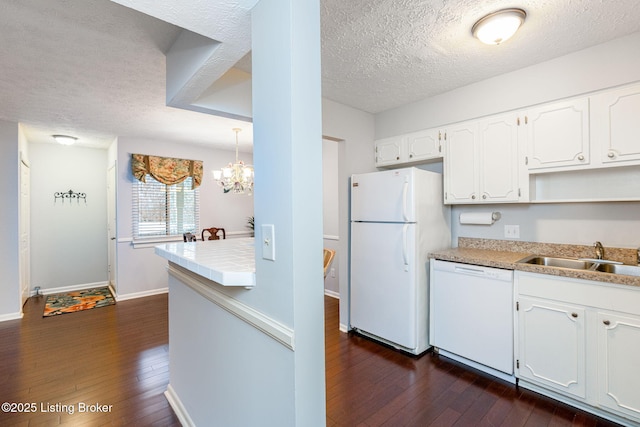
517, 255, 595, 270
593, 263, 640, 277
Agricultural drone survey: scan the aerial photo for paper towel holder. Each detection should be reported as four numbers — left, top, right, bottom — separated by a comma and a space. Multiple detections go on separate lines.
459, 211, 502, 225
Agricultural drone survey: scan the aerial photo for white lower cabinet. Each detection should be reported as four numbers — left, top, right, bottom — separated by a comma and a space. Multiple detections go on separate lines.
516, 271, 640, 426
596, 310, 640, 420
518, 296, 586, 400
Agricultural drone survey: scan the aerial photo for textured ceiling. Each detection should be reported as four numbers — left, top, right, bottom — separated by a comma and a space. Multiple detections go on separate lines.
1, 0, 640, 149
320, 0, 640, 113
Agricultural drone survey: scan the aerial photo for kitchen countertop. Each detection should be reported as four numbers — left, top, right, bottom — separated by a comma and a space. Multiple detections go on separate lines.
155, 238, 255, 287
430, 238, 640, 287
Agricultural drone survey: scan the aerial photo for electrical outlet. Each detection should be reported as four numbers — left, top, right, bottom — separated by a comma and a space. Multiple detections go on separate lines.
330, 268, 336, 278
504, 225, 520, 239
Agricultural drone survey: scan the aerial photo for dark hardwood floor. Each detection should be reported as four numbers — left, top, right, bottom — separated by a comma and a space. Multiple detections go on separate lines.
0, 293, 180, 427
324, 296, 623, 427
0, 293, 623, 426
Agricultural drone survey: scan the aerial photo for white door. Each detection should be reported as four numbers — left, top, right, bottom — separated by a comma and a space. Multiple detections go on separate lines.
19, 156, 30, 307
591, 83, 640, 165
478, 112, 521, 202
597, 310, 640, 419
525, 97, 590, 170
350, 222, 417, 350
518, 296, 587, 400
107, 164, 117, 292
406, 128, 441, 162
374, 136, 404, 167
351, 168, 415, 222
444, 121, 478, 203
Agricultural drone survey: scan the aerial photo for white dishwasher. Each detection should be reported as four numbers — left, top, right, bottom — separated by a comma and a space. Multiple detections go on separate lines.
430, 259, 514, 381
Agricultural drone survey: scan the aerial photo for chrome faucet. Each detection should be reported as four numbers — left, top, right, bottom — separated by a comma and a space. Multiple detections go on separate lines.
594, 241, 605, 260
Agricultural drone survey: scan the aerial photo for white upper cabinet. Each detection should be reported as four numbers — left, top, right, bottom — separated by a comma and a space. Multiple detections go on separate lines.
406, 129, 442, 162
374, 136, 404, 167
524, 97, 590, 171
375, 128, 443, 168
591, 83, 640, 166
444, 113, 525, 204
444, 121, 477, 203
478, 113, 522, 202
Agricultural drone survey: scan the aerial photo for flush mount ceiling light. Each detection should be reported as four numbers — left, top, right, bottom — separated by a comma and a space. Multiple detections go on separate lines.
472, 8, 526, 45
52, 134, 78, 145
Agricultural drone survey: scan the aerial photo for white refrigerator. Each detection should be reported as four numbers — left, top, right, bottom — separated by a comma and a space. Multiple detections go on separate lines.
350, 167, 450, 355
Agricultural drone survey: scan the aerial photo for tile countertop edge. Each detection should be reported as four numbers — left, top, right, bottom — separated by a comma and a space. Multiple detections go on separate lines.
155, 239, 256, 287
429, 247, 640, 288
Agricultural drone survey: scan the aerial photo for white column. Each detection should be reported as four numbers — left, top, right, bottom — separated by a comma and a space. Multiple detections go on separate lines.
252, 0, 325, 425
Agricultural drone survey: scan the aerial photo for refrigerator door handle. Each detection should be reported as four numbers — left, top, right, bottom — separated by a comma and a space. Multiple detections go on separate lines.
402, 178, 409, 222
402, 224, 409, 271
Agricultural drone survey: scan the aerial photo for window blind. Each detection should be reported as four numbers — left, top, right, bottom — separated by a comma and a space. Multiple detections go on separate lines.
133, 175, 200, 240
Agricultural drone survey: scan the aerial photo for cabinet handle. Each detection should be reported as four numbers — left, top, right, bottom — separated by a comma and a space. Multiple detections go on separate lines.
396, 156, 400, 160
603, 320, 610, 325
571, 312, 578, 318
471, 195, 476, 200
409, 154, 413, 158
482, 194, 487, 199
578, 155, 585, 161
608, 151, 615, 158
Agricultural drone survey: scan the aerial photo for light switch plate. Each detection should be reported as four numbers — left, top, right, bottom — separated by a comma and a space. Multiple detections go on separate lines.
261, 224, 275, 261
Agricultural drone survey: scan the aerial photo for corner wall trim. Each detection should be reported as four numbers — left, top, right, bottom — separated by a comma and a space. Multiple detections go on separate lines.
167, 263, 295, 351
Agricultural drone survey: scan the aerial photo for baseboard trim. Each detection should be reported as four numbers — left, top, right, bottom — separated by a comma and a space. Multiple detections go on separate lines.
324, 289, 340, 299
114, 288, 168, 301
339, 323, 349, 333
0, 311, 23, 322
168, 263, 295, 351
164, 384, 195, 427
31, 281, 109, 297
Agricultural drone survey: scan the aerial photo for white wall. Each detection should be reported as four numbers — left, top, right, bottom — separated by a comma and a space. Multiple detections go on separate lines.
0, 119, 21, 320
375, 31, 640, 249
322, 139, 339, 294
322, 99, 376, 329
29, 143, 108, 290
115, 137, 254, 298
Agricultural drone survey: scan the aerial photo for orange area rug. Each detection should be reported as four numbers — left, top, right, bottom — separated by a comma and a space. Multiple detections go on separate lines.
43, 287, 115, 317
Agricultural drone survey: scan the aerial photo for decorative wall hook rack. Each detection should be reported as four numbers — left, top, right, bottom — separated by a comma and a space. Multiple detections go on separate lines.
54, 190, 87, 204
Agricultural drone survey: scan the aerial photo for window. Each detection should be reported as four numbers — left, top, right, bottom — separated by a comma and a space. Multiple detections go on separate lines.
133, 175, 199, 240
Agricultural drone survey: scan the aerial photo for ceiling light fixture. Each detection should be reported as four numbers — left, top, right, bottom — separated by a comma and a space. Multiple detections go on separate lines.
472, 8, 526, 45
52, 134, 78, 145
212, 128, 254, 195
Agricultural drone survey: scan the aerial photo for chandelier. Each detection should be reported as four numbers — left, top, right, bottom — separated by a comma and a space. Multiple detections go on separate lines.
213, 128, 254, 195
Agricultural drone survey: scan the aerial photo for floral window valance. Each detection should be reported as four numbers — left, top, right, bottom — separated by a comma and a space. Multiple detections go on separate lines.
131, 154, 203, 189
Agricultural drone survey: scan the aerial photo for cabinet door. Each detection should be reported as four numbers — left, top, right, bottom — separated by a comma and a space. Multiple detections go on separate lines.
597, 311, 640, 419
406, 128, 442, 162
518, 296, 587, 400
375, 136, 404, 167
478, 113, 521, 202
526, 98, 590, 171
591, 84, 640, 165
444, 122, 478, 204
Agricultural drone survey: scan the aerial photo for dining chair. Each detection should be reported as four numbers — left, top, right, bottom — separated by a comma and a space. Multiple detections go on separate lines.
202, 227, 226, 241
183, 232, 197, 242
323, 248, 336, 279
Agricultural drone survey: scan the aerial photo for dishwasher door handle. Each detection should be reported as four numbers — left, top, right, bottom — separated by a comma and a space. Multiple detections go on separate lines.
453, 266, 487, 276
